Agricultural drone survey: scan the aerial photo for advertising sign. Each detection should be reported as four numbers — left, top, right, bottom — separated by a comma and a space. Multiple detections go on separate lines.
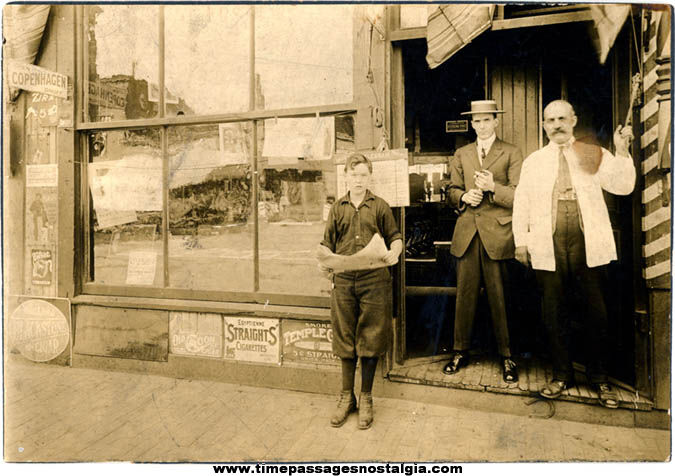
7, 297, 71, 364
282, 320, 339, 366
170, 312, 223, 358
8, 60, 68, 99
445, 120, 469, 133
25, 187, 57, 244
223, 316, 280, 364
26, 92, 59, 127
26, 164, 58, 187
88, 81, 127, 110
31, 249, 53, 286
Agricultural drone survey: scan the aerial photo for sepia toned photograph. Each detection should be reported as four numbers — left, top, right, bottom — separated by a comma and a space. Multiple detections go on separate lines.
2, 1, 672, 469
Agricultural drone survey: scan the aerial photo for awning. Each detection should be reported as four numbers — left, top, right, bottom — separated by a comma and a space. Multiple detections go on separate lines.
3, 5, 51, 100
425, 4, 495, 69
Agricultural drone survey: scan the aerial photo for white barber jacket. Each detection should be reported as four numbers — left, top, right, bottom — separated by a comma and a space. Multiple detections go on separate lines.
512, 139, 636, 271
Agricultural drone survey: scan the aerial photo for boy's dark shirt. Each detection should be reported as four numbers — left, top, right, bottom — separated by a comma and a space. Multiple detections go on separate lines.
321, 189, 401, 256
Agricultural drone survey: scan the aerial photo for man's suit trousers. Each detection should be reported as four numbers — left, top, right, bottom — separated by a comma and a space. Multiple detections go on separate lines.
535, 199, 610, 384
453, 234, 511, 357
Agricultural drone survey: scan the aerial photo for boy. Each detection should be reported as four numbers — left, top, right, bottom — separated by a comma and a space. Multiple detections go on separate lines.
319, 153, 402, 429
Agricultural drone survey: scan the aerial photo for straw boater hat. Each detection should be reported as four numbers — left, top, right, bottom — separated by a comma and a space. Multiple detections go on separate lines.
461, 100, 505, 115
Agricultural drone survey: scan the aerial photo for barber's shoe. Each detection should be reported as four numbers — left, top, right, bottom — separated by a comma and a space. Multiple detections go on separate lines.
330, 390, 356, 427
443, 351, 469, 375
358, 392, 373, 430
501, 357, 519, 383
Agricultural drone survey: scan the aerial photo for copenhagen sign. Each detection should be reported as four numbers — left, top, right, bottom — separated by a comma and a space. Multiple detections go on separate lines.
8, 60, 68, 99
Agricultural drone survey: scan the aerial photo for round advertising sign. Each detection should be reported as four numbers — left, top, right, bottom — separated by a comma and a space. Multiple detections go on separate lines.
9, 299, 70, 362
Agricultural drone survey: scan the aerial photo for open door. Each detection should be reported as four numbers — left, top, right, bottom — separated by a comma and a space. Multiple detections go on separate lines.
389, 19, 646, 404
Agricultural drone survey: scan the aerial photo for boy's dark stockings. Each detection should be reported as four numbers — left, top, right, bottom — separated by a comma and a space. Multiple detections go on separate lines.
340, 357, 379, 393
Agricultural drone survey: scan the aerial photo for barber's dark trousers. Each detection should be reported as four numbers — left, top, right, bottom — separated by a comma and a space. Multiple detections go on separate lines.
535, 200, 610, 384
454, 235, 511, 357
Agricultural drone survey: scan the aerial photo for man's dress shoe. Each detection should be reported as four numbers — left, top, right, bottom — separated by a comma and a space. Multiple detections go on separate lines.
502, 357, 519, 383
443, 352, 469, 375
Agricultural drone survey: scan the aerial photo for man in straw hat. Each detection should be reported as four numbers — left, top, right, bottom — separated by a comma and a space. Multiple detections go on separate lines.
512, 99, 635, 408
444, 100, 523, 383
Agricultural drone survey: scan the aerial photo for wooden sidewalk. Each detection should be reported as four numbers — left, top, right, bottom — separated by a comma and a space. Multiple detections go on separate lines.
388, 355, 654, 411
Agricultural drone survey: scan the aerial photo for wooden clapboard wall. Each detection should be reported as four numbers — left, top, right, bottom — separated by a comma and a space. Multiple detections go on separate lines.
490, 63, 541, 158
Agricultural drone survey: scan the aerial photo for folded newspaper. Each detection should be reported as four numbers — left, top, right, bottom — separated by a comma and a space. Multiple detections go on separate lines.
316, 234, 389, 273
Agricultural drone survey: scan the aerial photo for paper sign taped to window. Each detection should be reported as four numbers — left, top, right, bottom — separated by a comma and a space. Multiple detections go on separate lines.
262, 116, 334, 161
316, 234, 389, 273
126, 251, 157, 285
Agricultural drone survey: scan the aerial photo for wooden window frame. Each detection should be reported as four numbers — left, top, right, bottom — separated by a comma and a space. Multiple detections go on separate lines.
75, 4, 357, 308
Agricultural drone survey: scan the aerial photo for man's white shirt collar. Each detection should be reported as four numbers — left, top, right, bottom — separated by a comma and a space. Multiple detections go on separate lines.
476, 134, 497, 165
548, 136, 576, 150
476, 134, 497, 155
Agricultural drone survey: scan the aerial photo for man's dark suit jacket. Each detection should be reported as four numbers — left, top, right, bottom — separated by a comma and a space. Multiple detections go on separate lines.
448, 138, 523, 260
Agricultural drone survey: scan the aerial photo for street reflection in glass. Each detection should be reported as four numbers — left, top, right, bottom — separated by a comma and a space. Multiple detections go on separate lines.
167, 124, 254, 292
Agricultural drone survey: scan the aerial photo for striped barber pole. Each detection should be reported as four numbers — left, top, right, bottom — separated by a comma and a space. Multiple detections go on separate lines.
640, 9, 671, 288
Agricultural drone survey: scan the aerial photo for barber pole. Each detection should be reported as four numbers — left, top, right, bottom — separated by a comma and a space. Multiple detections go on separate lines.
640, 8, 671, 288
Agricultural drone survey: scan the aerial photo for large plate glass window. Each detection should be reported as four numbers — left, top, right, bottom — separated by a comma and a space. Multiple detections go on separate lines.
79, 4, 358, 304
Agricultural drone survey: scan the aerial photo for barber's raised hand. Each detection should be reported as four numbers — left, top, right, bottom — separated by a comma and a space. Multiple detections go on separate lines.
614, 124, 633, 156
515, 246, 530, 267
461, 189, 484, 207
474, 170, 495, 192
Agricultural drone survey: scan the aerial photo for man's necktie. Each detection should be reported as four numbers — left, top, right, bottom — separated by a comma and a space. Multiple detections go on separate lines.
480, 147, 486, 167
558, 146, 573, 192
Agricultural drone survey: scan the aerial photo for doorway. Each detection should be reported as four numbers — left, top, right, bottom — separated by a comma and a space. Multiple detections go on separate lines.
394, 22, 641, 396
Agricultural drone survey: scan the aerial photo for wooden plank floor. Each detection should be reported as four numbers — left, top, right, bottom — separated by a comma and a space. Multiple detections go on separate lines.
389, 356, 654, 411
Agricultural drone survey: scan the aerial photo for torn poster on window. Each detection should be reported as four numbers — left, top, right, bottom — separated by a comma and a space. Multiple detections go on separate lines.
88, 156, 162, 211
262, 116, 334, 163
316, 233, 389, 273
94, 208, 137, 229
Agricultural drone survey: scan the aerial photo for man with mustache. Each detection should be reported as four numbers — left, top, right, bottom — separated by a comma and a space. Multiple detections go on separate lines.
444, 100, 522, 383
512, 100, 635, 408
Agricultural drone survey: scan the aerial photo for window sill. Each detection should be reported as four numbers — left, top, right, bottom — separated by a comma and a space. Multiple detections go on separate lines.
71, 294, 331, 321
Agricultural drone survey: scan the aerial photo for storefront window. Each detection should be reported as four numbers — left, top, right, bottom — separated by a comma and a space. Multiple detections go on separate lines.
255, 4, 353, 110
165, 5, 251, 116
88, 129, 163, 286
86, 5, 159, 122
167, 124, 254, 292
80, 4, 359, 304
